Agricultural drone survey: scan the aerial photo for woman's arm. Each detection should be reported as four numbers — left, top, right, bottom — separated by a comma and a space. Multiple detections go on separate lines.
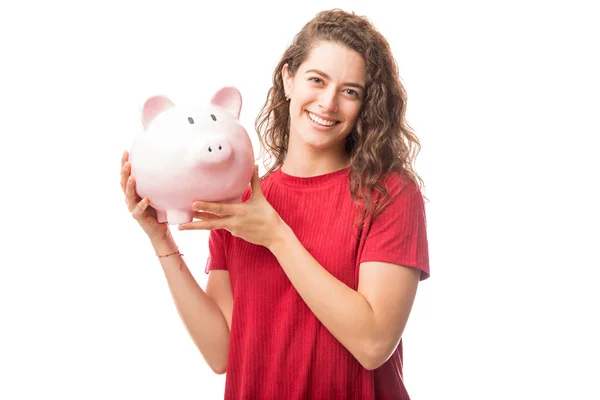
268, 225, 420, 370
152, 233, 232, 374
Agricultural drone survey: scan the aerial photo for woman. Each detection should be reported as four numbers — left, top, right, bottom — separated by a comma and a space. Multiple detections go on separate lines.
120, 8, 430, 400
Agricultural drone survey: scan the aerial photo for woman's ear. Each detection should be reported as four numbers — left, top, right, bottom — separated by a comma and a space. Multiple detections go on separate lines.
281, 63, 292, 94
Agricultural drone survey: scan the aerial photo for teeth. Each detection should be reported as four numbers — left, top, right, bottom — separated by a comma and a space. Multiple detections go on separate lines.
308, 112, 336, 126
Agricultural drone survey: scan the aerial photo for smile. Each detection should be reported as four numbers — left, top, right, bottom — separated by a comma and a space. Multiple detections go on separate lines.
306, 111, 339, 127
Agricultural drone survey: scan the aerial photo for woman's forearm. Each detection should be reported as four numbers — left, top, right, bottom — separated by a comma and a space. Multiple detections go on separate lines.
151, 233, 230, 374
267, 225, 379, 370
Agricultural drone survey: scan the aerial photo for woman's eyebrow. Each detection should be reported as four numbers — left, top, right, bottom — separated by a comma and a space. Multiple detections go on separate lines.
305, 69, 365, 91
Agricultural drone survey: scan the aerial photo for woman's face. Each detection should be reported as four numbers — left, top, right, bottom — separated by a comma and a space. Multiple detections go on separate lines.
282, 40, 366, 158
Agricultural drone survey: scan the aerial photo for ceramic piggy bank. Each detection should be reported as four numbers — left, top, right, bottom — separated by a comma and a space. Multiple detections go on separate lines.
129, 86, 255, 225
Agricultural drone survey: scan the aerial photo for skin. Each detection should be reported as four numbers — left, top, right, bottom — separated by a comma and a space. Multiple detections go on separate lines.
280, 40, 366, 176
121, 40, 421, 372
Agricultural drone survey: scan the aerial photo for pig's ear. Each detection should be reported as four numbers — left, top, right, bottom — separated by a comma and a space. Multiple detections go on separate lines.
210, 87, 242, 119
141, 95, 175, 129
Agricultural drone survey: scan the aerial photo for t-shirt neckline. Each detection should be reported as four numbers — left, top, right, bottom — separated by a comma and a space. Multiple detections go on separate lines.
271, 166, 350, 188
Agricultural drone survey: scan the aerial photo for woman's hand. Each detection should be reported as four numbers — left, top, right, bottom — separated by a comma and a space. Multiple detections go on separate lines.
120, 150, 169, 241
178, 166, 287, 249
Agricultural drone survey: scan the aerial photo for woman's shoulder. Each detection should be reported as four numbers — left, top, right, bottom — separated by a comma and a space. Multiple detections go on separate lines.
379, 170, 422, 198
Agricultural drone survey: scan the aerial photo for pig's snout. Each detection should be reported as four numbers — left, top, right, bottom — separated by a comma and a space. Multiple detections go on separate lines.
197, 139, 233, 166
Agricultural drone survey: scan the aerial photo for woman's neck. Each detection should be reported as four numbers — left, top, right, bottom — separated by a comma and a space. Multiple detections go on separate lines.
281, 147, 350, 178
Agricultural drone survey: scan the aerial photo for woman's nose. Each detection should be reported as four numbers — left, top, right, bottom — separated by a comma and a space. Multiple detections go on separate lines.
318, 90, 339, 113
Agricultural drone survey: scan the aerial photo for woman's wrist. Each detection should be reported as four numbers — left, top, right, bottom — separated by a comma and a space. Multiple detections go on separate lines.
267, 220, 294, 254
150, 230, 178, 255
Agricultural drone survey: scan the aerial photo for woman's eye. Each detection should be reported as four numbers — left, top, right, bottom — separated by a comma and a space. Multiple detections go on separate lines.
345, 89, 359, 98
309, 77, 322, 84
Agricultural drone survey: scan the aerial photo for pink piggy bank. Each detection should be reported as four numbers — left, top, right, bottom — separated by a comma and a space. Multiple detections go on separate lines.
129, 86, 255, 225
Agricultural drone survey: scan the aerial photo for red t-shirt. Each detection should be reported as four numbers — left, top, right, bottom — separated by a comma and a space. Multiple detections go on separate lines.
205, 166, 430, 399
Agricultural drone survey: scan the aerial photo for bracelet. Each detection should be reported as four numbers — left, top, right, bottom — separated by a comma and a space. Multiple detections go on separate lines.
156, 248, 183, 258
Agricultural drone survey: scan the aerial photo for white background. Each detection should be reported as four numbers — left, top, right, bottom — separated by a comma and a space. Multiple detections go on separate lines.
1, 0, 598, 399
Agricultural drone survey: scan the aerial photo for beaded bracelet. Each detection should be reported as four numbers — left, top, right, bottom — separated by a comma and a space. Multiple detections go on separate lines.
156, 248, 183, 258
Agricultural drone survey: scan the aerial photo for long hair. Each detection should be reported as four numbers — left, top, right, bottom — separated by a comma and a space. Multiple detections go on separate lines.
255, 9, 425, 228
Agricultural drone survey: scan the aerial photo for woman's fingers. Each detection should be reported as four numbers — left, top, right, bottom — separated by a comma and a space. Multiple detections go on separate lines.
125, 175, 142, 211
192, 211, 223, 221
121, 151, 141, 211
120, 162, 130, 194
131, 197, 150, 220
120, 151, 130, 194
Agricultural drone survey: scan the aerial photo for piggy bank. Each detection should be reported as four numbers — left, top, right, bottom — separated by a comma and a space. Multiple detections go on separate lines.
129, 86, 255, 225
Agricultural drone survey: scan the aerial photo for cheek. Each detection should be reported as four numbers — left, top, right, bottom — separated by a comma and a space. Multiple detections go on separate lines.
292, 92, 308, 106
290, 102, 304, 119
293, 87, 316, 106
344, 104, 362, 124
292, 99, 310, 119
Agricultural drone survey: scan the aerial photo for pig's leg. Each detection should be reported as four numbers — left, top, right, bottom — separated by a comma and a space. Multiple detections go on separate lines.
156, 210, 168, 223
166, 209, 193, 225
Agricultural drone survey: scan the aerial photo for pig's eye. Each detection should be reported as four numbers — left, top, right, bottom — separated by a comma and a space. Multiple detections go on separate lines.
188, 117, 194, 124
210, 114, 217, 121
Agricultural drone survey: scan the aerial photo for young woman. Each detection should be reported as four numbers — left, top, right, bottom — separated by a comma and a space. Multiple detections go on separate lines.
120, 8, 430, 400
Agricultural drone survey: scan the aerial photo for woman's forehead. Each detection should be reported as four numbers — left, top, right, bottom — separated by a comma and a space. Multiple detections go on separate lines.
300, 41, 366, 84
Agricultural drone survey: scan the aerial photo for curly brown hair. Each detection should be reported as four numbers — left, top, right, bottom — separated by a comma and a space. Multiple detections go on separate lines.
255, 8, 425, 227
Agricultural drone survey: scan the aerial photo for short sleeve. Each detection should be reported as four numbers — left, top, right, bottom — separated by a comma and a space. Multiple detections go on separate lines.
359, 176, 430, 280
204, 228, 230, 274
